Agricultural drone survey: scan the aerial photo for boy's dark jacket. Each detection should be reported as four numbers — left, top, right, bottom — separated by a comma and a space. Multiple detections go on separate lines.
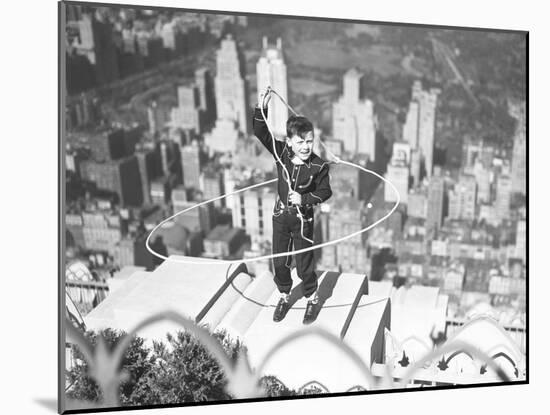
252, 106, 332, 209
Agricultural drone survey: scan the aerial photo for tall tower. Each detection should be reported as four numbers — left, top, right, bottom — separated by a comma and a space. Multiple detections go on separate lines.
403, 101, 420, 149
325, 196, 367, 273
418, 88, 439, 179
256, 36, 289, 139
448, 174, 477, 220
195, 67, 216, 123
515, 219, 526, 264
180, 142, 202, 189
76, 12, 119, 86
332, 68, 376, 160
214, 34, 247, 134
385, 142, 411, 204
148, 101, 170, 136
426, 175, 445, 233
495, 174, 512, 223
403, 81, 439, 179
171, 85, 201, 133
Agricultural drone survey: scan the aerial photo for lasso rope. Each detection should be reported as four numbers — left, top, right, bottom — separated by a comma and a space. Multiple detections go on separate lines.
145, 88, 401, 265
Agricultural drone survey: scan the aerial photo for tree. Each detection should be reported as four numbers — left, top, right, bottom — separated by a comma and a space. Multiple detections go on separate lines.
66, 327, 244, 406
143, 330, 242, 403
259, 375, 297, 397
66, 327, 332, 405
66, 328, 156, 405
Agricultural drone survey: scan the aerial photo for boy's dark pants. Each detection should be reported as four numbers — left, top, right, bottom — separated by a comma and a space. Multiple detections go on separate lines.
272, 211, 317, 297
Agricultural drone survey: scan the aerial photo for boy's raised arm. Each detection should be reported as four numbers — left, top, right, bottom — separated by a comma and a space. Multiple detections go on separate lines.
252, 103, 285, 157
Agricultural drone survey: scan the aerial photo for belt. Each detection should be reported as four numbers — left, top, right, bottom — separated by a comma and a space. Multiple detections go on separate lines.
275, 200, 313, 217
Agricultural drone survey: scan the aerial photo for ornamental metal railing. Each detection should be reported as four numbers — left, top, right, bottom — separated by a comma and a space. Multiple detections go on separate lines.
63, 310, 523, 411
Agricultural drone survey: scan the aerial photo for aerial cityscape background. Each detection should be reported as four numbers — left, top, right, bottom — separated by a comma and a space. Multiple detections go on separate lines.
62, 1, 527, 406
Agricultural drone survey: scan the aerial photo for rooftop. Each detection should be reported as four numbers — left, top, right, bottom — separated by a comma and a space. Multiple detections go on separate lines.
82, 256, 477, 391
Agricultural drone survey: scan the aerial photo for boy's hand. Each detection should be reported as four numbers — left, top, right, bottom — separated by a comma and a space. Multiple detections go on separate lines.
289, 191, 302, 205
258, 89, 272, 108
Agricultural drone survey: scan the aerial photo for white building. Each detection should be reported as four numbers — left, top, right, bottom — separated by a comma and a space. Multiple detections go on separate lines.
332, 68, 377, 160
403, 101, 420, 149
214, 34, 247, 134
385, 142, 411, 204
171, 85, 201, 133
403, 81, 439, 178
515, 220, 526, 264
256, 37, 289, 139
448, 175, 477, 220
204, 118, 240, 153
231, 187, 276, 243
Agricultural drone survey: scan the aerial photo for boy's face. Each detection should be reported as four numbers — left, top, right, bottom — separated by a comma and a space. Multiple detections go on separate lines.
287, 131, 314, 161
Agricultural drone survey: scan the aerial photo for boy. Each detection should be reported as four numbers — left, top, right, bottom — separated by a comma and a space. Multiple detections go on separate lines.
252, 90, 332, 324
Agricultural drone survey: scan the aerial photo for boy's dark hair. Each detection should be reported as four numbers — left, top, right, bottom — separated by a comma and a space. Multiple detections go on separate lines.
286, 115, 314, 139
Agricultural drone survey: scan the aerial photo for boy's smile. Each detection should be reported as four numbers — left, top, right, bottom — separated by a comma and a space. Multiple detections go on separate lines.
287, 131, 314, 161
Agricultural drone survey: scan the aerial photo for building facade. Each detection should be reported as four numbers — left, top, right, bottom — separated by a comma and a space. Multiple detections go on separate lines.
256, 36, 289, 139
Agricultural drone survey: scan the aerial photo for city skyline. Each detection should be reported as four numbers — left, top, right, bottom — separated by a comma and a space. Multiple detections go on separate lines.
61, 1, 527, 412
63, 2, 526, 327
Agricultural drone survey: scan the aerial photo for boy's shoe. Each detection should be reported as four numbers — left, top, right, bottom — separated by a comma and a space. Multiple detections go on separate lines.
303, 292, 320, 325
273, 294, 291, 322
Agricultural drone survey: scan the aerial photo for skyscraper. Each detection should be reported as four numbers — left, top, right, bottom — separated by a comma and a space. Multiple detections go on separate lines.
403, 101, 419, 149
323, 196, 367, 273
495, 174, 512, 223
113, 237, 136, 268
88, 128, 127, 162
148, 101, 170, 136
180, 142, 202, 189
331, 162, 360, 198
195, 67, 216, 123
256, 36, 288, 139
426, 175, 445, 233
161, 21, 177, 50
403, 81, 439, 179
408, 187, 428, 219
448, 174, 477, 220
150, 178, 171, 206
137, 34, 164, 69
160, 142, 170, 177
385, 142, 411, 204
171, 85, 201, 133
515, 219, 526, 264
418, 87, 439, 179
172, 186, 213, 234
231, 187, 276, 243
463, 140, 484, 168
121, 28, 137, 54
385, 164, 409, 205
159, 140, 180, 178
468, 160, 492, 204
200, 169, 225, 207
74, 12, 119, 86
136, 149, 159, 206
410, 149, 422, 187
80, 156, 143, 207
332, 68, 376, 160
214, 34, 247, 134
81, 211, 123, 252
204, 118, 240, 153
